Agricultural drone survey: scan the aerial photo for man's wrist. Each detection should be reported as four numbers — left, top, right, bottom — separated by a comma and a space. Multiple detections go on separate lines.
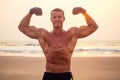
27, 12, 33, 18
81, 10, 86, 14
29, 12, 33, 15
29, 10, 33, 15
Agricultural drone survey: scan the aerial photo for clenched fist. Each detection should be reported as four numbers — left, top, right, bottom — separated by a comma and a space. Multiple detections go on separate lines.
72, 7, 86, 15
29, 7, 42, 15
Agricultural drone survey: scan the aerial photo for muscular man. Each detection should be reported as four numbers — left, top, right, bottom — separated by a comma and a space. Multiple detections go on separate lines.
18, 7, 98, 80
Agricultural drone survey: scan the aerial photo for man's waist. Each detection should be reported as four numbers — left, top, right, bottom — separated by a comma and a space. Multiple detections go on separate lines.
46, 64, 70, 73
46, 69, 70, 73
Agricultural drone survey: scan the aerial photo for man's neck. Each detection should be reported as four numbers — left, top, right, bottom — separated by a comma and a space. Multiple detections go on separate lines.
53, 28, 64, 36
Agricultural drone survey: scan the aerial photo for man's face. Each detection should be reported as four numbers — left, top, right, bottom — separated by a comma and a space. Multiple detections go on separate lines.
51, 11, 65, 28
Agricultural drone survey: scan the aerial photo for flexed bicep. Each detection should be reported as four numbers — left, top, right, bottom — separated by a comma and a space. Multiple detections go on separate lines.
21, 26, 40, 39
77, 25, 97, 38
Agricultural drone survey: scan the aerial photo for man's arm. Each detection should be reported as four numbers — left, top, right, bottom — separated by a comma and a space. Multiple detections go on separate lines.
72, 7, 98, 38
18, 7, 42, 39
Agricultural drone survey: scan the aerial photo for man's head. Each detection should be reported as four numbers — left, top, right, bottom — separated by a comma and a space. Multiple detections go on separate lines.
51, 8, 65, 29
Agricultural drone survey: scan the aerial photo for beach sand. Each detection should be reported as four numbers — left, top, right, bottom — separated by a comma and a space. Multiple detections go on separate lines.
0, 56, 120, 80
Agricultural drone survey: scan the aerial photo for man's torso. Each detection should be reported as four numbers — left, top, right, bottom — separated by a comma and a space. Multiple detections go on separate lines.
38, 29, 77, 73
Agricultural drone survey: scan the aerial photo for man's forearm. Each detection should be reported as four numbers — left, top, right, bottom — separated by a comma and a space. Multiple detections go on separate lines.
18, 13, 32, 31
82, 12, 98, 28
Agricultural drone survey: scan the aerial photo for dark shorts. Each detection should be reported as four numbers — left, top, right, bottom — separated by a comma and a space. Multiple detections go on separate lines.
42, 72, 73, 80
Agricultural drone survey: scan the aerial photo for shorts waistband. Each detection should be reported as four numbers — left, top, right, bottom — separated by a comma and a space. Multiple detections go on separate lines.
42, 72, 73, 80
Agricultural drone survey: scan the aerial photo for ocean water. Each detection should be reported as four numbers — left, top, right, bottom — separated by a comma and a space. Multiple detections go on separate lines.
0, 41, 120, 57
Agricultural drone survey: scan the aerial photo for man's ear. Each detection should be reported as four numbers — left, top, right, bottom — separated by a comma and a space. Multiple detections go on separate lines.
50, 17, 52, 22
63, 17, 65, 22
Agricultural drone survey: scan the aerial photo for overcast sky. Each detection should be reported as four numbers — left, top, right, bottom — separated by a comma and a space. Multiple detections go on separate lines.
0, 0, 120, 41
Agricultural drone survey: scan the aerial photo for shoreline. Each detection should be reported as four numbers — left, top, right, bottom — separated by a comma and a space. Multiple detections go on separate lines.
0, 52, 120, 57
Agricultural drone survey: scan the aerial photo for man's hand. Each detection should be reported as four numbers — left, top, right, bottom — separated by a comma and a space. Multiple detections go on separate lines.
72, 7, 86, 15
29, 7, 42, 15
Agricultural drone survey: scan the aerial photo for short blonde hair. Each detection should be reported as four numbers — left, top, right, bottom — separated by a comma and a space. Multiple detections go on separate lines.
51, 8, 64, 16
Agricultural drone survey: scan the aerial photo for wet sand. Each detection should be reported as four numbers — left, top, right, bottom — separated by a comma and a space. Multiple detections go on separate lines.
0, 56, 120, 80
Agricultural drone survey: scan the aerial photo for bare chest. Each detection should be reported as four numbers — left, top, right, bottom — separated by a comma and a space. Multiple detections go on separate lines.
46, 34, 69, 47
38, 31, 77, 54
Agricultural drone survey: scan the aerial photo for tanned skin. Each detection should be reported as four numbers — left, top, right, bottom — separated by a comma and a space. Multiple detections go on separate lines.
18, 7, 98, 73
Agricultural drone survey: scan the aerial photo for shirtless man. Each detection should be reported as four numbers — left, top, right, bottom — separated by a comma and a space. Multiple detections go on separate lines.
18, 7, 98, 80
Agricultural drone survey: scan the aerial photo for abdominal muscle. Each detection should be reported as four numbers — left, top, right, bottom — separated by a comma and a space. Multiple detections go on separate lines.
44, 46, 72, 73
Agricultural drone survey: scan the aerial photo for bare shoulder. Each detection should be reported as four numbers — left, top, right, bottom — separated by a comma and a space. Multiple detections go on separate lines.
67, 27, 78, 36
37, 28, 50, 38
67, 27, 77, 33
38, 28, 48, 33
66, 26, 89, 38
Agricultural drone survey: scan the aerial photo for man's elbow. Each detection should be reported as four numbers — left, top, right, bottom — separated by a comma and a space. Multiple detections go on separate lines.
18, 25, 22, 31
95, 25, 98, 30
18, 24, 25, 32
93, 25, 98, 31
